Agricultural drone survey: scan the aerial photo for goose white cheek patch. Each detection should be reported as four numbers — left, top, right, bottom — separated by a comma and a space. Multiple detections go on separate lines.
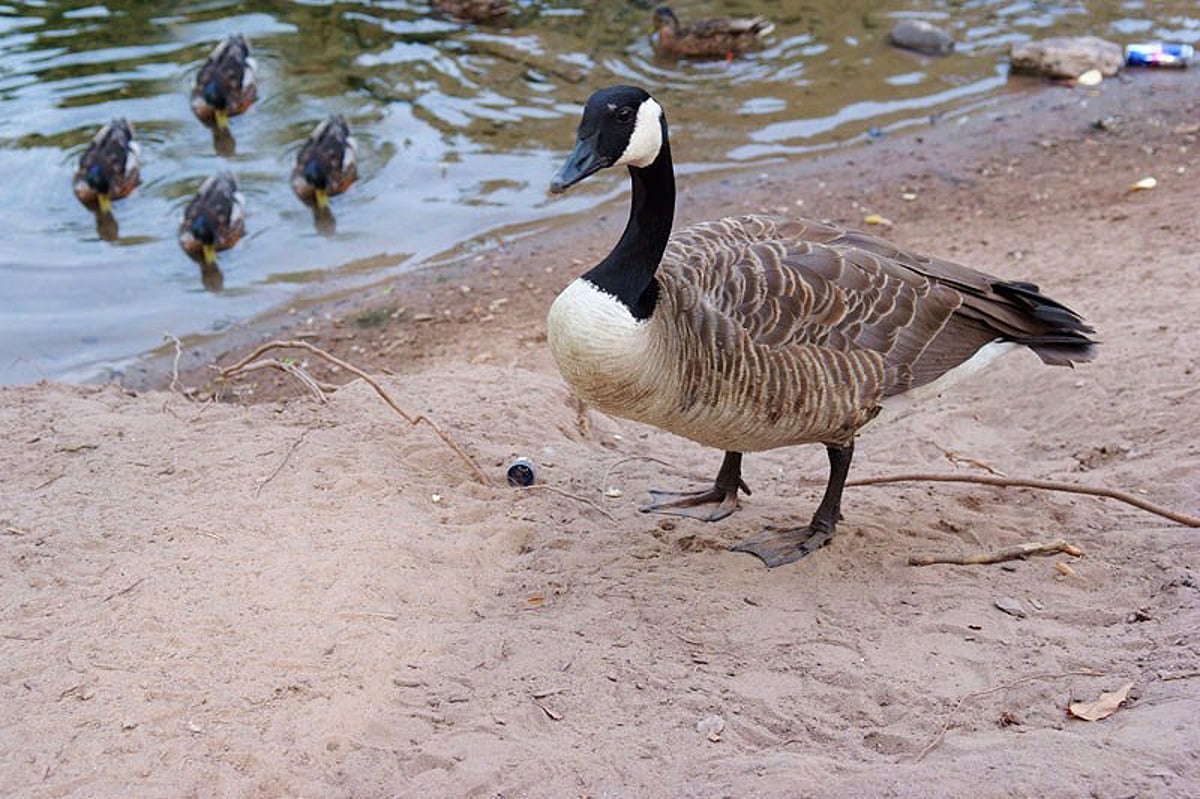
613, 98, 663, 168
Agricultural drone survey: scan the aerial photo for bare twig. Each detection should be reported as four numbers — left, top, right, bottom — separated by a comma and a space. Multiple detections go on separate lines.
847, 473, 1200, 528
229, 359, 329, 403
256, 430, 310, 498
941, 449, 1005, 476
909, 539, 1085, 567
188, 397, 215, 423
600, 455, 700, 493
220, 340, 488, 485
34, 473, 64, 491
534, 700, 563, 721
519, 484, 617, 523
916, 669, 1104, 761
163, 333, 188, 398
103, 576, 146, 602
338, 610, 400, 621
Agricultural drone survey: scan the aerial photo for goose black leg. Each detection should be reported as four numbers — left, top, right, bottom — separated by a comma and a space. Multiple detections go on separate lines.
731, 443, 854, 568
640, 450, 751, 522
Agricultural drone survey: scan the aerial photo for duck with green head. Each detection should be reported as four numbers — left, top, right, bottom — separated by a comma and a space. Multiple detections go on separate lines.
190, 34, 258, 132
291, 115, 358, 212
178, 172, 245, 274
73, 118, 140, 216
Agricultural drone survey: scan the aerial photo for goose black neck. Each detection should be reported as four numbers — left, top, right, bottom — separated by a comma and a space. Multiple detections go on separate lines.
583, 137, 675, 321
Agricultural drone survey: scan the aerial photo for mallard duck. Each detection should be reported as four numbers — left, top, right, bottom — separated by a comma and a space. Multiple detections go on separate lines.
547, 86, 1096, 567
178, 172, 245, 267
73, 118, 140, 214
434, 0, 509, 22
291, 115, 358, 210
190, 34, 258, 130
650, 5, 774, 60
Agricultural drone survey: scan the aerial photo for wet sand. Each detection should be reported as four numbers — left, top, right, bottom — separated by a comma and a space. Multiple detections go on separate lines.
4, 69, 1199, 797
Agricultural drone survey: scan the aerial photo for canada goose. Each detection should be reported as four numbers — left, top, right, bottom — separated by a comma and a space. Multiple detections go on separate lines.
650, 5, 774, 60
190, 35, 258, 131
547, 86, 1096, 567
73, 118, 140, 215
434, 0, 509, 22
291, 115, 358, 210
178, 172, 245, 272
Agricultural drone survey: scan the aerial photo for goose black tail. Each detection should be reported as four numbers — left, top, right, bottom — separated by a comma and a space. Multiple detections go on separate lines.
993, 280, 1098, 366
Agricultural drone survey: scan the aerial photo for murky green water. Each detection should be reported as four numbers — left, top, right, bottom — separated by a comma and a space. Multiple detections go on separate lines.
1, 1, 1196, 383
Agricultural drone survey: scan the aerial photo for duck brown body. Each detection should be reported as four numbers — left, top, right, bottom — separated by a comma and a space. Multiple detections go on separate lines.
650, 6, 773, 59
434, 0, 508, 22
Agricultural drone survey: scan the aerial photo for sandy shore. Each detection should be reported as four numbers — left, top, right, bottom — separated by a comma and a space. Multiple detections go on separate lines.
4, 69, 1199, 797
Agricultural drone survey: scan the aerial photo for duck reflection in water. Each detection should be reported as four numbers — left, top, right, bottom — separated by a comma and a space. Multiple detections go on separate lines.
93, 211, 120, 241
211, 126, 237, 157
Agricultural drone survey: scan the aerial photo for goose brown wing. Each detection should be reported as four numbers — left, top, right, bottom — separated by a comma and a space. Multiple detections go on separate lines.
661, 215, 1094, 398
831, 226, 1096, 368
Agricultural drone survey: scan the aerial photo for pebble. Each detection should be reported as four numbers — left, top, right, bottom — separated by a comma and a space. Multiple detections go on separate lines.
695, 713, 725, 741
994, 597, 1027, 618
889, 20, 955, 56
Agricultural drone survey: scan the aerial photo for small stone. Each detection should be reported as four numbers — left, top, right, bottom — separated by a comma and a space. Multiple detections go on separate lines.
695, 713, 725, 741
994, 597, 1027, 618
888, 20, 955, 55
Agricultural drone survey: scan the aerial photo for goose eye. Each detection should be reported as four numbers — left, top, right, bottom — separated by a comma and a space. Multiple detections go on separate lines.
615, 106, 634, 123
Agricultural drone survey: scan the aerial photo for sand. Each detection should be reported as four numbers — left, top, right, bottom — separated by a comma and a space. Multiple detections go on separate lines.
3, 71, 1199, 797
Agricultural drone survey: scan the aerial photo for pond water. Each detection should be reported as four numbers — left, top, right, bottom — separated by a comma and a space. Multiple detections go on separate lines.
1, 0, 1196, 383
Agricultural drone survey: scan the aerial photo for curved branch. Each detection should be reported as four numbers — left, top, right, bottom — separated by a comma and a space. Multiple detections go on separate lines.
221, 340, 489, 486
847, 473, 1200, 528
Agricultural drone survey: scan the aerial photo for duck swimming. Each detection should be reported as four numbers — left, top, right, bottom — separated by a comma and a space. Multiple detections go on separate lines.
73, 118, 140, 215
433, 0, 509, 22
547, 86, 1096, 567
178, 171, 245, 269
190, 34, 258, 131
650, 5, 774, 60
291, 114, 358, 211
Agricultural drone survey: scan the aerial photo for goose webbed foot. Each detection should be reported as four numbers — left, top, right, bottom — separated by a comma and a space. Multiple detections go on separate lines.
642, 485, 742, 522
731, 442, 855, 568
731, 522, 836, 567
639, 451, 748, 522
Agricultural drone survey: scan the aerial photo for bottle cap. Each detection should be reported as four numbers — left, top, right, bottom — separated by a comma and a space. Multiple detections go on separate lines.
506, 457, 537, 487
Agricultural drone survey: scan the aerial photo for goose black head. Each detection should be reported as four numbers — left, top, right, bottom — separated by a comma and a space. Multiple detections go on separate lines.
550, 85, 665, 194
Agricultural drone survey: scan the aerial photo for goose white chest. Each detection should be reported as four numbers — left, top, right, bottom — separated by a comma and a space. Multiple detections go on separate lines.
547, 278, 668, 416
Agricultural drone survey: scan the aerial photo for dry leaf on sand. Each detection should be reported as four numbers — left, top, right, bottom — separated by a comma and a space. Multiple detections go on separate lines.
1068, 681, 1134, 721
